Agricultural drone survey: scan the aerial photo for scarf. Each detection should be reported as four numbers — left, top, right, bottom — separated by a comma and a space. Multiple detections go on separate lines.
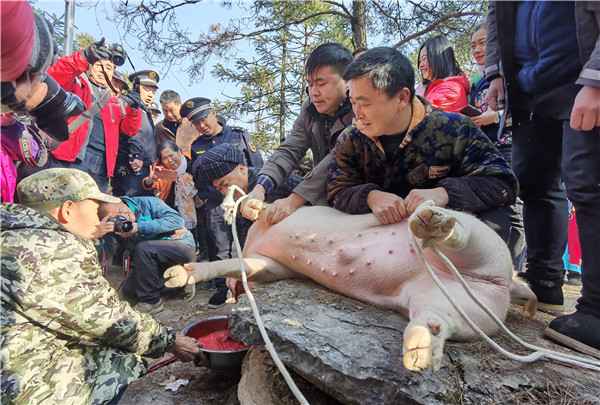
173, 153, 199, 229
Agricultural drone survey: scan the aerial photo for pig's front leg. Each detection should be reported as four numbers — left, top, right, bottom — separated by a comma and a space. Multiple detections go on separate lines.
164, 255, 300, 288
403, 299, 460, 372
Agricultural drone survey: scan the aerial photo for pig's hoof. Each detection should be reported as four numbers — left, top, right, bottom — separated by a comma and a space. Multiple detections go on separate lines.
409, 207, 455, 241
403, 325, 432, 371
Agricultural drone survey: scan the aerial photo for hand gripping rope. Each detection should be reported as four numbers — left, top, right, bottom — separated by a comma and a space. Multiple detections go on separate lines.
221, 185, 310, 405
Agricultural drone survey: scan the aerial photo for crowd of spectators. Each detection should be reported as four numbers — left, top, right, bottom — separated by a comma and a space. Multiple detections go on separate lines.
1, 1, 598, 403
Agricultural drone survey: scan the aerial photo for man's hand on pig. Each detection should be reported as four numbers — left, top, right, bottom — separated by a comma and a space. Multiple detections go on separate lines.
404, 188, 448, 214
262, 193, 306, 225
164, 264, 196, 288
169, 334, 207, 365
367, 190, 408, 224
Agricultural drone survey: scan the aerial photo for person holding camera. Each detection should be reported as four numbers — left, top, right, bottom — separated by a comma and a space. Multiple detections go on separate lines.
112, 70, 160, 197
1, 168, 205, 404
1, 2, 85, 202
98, 195, 197, 314
45, 38, 142, 192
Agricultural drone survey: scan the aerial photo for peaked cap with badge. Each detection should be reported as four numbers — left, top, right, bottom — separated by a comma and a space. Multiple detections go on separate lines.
129, 69, 159, 88
180, 97, 212, 122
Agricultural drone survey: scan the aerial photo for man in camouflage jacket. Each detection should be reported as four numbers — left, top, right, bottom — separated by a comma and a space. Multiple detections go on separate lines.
328, 47, 518, 242
1, 169, 203, 404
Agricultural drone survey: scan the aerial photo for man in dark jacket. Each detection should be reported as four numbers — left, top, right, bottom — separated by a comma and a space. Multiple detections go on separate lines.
183, 97, 263, 308
245, 43, 355, 225
194, 143, 301, 245
328, 47, 518, 243
112, 70, 160, 197
485, 1, 600, 356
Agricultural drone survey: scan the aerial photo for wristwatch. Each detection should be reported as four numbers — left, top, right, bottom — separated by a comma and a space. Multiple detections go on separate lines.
494, 111, 501, 124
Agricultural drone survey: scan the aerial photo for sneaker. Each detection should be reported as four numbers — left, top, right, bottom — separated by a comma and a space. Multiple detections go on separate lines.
207, 291, 228, 309
565, 271, 582, 286
183, 283, 196, 302
544, 311, 600, 359
133, 299, 165, 315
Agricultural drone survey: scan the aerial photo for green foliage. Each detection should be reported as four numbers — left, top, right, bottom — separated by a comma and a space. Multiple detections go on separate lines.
74, 33, 95, 51
30, 2, 66, 54
108, 0, 488, 155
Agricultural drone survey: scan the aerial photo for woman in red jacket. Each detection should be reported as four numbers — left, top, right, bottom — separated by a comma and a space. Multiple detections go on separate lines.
417, 35, 470, 113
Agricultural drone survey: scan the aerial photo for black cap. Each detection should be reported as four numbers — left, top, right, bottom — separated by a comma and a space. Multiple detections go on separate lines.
180, 97, 212, 122
112, 70, 129, 91
194, 143, 245, 185
129, 69, 159, 88
149, 102, 161, 114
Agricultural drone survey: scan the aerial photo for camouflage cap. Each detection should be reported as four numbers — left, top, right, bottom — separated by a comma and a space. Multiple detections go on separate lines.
17, 168, 121, 211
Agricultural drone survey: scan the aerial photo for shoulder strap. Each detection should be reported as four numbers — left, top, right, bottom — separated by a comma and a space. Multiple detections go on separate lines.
67, 87, 113, 134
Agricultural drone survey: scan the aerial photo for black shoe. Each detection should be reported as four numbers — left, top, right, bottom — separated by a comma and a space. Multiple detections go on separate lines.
208, 291, 228, 309
565, 271, 582, 286
545, 311, 600, 359
519, 272, 564, 314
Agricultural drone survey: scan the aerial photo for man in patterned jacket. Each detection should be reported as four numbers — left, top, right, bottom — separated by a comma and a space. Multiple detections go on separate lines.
1, 169, 204, 404
328, 47, 518, 242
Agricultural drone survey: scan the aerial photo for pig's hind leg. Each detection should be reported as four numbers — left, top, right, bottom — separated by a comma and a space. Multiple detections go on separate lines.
409, 205, 469, 250
164, 255, 301, 288
402, 206, 470, 371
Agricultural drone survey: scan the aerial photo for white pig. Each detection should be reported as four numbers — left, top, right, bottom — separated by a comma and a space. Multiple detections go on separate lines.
165, 204, 535, 371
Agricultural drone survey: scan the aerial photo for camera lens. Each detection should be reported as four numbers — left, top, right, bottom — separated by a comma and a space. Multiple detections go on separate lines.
119, 221, 133, 233
108, 215, 133, 234
110, 43, 127, 67
28, 73, 85, 142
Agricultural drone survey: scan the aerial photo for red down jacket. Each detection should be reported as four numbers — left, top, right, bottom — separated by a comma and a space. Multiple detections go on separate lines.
46, 51, 141, 176
424, 74, 470, 113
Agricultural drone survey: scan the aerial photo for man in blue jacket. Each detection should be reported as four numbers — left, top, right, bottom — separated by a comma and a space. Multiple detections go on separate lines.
486, 1, 599, 356
98, 196, 196, 314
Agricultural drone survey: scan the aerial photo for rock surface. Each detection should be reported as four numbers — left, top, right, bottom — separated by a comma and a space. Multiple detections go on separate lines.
230, 279, 600, 404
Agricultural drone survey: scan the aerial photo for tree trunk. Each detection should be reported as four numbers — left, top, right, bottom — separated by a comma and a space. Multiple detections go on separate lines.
351, 0, 367, 49
279, 31, 288, 142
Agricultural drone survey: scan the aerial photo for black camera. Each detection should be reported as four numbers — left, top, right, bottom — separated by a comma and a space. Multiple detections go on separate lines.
108, 215, 133, 233
108, 43, 127, 67
25, 73, 86, 142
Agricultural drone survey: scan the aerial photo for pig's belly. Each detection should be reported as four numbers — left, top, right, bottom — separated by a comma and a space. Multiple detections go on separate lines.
245, 207, 442, 302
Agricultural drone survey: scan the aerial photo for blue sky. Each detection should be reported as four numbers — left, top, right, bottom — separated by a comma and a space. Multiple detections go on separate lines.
34, 0, 245, 106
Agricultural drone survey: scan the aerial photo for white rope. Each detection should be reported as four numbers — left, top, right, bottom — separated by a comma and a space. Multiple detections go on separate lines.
221, 186, 310, 405
408, 202, 600, 371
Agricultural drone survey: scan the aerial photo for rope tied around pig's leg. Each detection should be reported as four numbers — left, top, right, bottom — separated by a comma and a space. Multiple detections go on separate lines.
221, 186, 310, 405
408, 201, 600, 371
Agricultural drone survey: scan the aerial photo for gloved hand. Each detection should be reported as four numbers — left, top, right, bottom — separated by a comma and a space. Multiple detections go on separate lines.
81, 37, 112, 65
120, 91, 142, 109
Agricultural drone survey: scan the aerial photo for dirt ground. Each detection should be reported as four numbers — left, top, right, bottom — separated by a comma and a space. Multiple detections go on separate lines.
106, 261, 584, 405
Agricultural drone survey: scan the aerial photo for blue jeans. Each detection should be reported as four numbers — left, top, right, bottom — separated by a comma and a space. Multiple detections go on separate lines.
511, 109, 568, 287
50, 151, 109, 192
